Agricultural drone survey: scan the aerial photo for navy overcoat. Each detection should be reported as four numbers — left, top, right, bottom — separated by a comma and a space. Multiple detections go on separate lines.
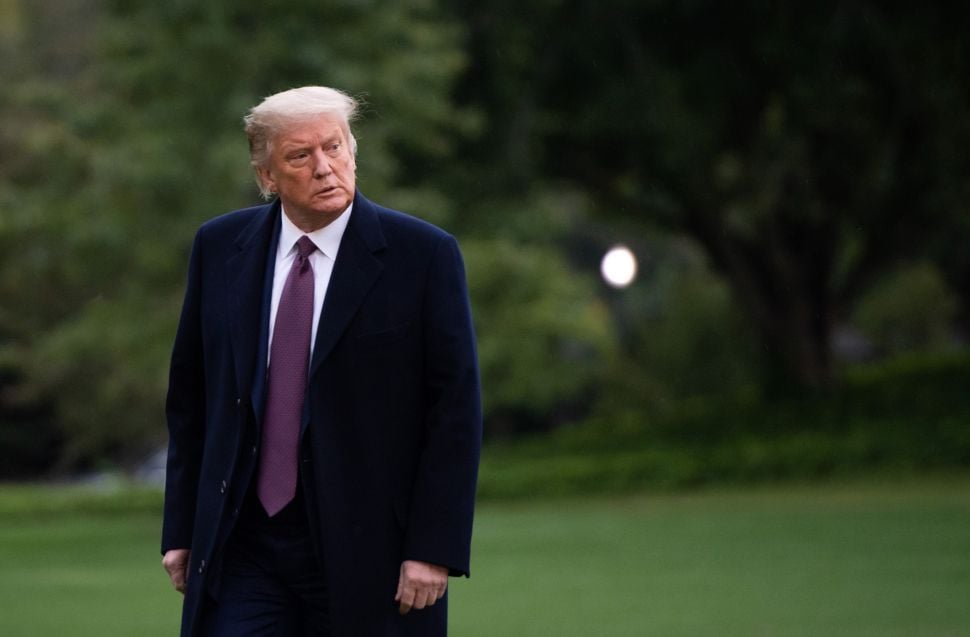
162, 192, 482, 636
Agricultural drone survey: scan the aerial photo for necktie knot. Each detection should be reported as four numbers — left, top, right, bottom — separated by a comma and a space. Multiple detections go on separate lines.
296, 236, 317, 259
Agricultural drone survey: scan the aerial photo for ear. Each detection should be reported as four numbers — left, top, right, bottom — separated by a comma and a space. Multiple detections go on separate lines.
256, 165, 277, 194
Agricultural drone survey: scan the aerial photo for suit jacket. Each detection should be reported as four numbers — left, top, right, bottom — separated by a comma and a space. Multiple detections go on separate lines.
162, 192, 482, 636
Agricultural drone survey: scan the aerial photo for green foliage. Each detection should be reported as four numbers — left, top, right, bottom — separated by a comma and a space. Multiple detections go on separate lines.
578, 239, 761, 437
464, 235, 615, 434
26, 292, 178, 470
853, 262, 958, 355
478, 352, 970, 498
627, 257, 758, 398
0, 352, 59, 479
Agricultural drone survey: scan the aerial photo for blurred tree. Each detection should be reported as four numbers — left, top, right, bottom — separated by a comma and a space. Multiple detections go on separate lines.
463, 214, 616, 435
0, 0, 102, 475
1, 0, 477, 471
445, 0, 970, 389
632, 255, 758, 399
9, 0, 970, 471
853, 262, 958, 356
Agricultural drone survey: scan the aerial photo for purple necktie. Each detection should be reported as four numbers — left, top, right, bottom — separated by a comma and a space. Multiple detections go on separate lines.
257, 235, 317, 516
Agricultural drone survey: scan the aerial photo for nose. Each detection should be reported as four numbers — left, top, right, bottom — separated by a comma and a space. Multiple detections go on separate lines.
312, 148, 333, 178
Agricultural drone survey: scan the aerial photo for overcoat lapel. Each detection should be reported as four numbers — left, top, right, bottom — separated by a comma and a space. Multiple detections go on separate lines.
226, 202, 280, 429
308, 194, 386, 382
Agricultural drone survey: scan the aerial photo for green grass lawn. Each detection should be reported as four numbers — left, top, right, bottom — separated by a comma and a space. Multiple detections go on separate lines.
0, 508, 180, 636
1, 476, 968, 636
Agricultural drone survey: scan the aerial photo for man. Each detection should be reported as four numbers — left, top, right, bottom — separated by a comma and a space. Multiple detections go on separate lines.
161, 86, 482, 636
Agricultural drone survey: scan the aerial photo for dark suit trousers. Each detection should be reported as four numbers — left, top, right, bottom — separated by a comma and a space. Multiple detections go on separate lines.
201, 483, 330, 637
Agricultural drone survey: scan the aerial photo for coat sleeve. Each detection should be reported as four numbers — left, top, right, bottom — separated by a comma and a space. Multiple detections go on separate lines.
403, 233, 483, 577
161, 228, 207, 554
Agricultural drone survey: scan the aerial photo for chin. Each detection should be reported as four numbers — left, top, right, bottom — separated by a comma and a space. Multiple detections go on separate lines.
311, 203, 349, 217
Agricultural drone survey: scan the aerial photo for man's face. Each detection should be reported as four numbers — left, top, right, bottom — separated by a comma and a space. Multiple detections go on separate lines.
259, 115, 357, 228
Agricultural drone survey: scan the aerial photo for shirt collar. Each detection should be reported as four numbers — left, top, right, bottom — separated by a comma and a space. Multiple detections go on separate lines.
279, 202, 354, 261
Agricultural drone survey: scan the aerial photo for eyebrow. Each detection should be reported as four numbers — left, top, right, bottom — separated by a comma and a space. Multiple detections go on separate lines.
280, 140, 311, 152
279, 135, 341, 152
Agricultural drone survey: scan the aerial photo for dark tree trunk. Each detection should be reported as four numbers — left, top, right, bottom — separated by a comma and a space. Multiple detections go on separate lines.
685, 205, 839, 390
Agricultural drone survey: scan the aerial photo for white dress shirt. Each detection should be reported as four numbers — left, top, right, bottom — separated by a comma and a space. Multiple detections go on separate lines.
267, 203, 353, 363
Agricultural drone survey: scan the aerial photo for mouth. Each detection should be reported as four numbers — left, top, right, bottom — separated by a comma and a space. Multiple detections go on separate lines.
315, 185, 338, 196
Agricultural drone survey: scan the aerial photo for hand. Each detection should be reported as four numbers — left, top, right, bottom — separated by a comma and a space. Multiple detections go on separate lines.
162, 548, 191, 594
394, 560, 448, 615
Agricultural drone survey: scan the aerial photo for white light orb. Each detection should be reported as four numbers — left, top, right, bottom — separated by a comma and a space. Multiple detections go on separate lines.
600, 245, 638, 288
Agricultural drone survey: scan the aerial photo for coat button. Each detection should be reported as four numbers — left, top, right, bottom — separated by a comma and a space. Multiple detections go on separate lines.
236, 397, 241, 407
251, 445, 257, 456
220, 480, 227, 494
198, 559, 206, 574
